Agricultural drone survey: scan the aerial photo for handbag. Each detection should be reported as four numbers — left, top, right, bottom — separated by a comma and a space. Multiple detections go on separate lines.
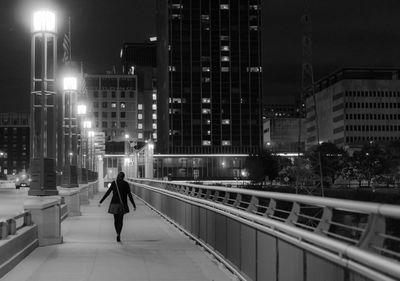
108, 180, 128, 214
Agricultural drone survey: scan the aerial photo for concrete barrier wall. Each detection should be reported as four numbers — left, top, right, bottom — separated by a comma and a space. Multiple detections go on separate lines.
0, 225, 38, 279
131, 183, 381, 281
0, 181, 16, 189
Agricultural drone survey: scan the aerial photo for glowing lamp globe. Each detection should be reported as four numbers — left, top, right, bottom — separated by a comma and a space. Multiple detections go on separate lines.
63, 77, 77, 91
32, 11, 56, 33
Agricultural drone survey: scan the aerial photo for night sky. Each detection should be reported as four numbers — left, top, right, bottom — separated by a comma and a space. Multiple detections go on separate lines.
1, 0, 400, 112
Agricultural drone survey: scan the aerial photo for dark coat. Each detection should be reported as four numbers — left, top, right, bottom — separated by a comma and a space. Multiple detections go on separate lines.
99, 180, 136, 212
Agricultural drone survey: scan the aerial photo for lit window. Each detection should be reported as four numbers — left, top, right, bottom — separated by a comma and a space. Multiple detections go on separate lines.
152, 113, 157, 120
207, 130, 211, 135
138, 133, 143, 139
247, 67, 262, 72
202, 98, 211, 103
120, 102, 126, 108
202, 140, 211, 146
202, 108, 211, 114
222, 119, 230, 125
221, 46, 229, 51
222, 140, 231, 146
221, 56, 230, 62
171, 4, 183, 9
249, 26, 258, 31
169, 66, 176, 72
220, 35, 229, 41
201, 15, 210, 20
152, 123, 157, 129
202, 67, 210, 72
138, 123, 143, 129
220, 4, 229, 9
171, 14, 181, 20
221, 67, 229, 72
138, 114, 143, 120
111, 102, 117, 108
152, 94, 157, 100
152, 104, 157, 110
138, 104, 143, 110
249, 5, 259, 10
153, 133, 157, 139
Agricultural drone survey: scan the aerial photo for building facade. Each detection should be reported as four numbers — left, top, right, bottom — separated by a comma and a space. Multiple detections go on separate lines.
157, 0, 263, 154
85, 74, 139, 142
263, 118, 306, 153
306, 68, 400, 150
120, 42, 158, 142
0, 113, 30, 175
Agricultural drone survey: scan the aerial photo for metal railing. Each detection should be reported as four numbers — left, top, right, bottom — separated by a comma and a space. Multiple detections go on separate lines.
0, 211, 32, 240
129, 178, 400, 281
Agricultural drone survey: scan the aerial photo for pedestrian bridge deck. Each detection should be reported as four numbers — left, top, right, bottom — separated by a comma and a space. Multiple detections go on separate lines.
1, 192, 232, 281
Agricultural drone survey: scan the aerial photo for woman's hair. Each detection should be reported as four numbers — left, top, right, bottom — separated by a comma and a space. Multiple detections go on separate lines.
117, 172, 125, 180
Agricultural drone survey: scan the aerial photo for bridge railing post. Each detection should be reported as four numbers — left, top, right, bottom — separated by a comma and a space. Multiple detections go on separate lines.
357, 213, 386, 252
285, 202, 300, 226
0, 221, 8, 239
7, 218, 16, 235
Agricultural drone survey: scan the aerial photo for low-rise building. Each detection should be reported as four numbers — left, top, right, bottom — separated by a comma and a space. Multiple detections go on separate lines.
306, 68, 400, 150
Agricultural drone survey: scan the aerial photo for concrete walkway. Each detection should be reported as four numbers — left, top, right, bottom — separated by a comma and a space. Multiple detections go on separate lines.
2, 193, 233, 281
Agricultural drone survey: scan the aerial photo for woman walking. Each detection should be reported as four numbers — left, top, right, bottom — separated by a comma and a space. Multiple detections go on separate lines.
99, 172, 136, 242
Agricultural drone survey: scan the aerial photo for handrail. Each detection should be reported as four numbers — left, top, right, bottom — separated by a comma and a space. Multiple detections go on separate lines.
128, 178, 400, 281
0, 211, 32, 239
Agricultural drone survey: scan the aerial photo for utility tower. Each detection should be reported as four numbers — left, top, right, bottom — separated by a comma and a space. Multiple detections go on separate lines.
299, 0, 325, 196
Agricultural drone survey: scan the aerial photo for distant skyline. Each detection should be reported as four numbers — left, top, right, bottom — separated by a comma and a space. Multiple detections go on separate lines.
1, 0, 400, 111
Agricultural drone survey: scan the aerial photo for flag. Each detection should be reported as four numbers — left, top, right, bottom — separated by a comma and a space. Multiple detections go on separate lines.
62, 17, 71, 63
62, 32, 71, 63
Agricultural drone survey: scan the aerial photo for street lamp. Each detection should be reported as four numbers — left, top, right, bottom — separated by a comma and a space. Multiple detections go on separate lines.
77, 105, 89, 184
77, 104, 87, 115
61, 75, 79, 188
29, 10, 58, 196
88, 131, 95, 172
32, 11, 56, 33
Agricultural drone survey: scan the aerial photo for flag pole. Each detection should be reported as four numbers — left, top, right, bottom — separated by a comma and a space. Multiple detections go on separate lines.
68, 17, 72, 61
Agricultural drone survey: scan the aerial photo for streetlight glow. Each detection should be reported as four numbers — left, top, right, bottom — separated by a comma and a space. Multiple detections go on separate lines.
63, 77, 77, 91
83, 120, 92, 129
32, 11, 56, 33
125, 134, 130, 139
77, 104, 87, 115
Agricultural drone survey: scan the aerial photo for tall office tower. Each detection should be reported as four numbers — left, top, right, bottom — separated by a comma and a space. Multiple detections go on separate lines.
121, 43, 158, 142
121, 42, 157, 74
0, 113, 30, 175
157, 0, 263, 154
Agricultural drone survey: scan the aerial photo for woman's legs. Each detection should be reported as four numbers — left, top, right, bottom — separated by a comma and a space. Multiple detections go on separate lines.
113, 214, 124, 237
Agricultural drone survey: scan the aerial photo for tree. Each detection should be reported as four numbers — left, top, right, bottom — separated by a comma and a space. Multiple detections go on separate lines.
244, 150, 279, 184
352, 143, 386, 187
306, 142, 347, 185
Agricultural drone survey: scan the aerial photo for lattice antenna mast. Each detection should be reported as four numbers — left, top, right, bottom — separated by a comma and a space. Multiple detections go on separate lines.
299, 0, 325, 196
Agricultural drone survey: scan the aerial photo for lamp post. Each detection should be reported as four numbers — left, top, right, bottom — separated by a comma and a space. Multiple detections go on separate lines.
88, 130, 95, 180
0, 151, 4, 177
29, 10, 58, 195
80, 120, 92, 183
61, 76, 79, 187
76, 104, 86, 184
144, 140, 154, 179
